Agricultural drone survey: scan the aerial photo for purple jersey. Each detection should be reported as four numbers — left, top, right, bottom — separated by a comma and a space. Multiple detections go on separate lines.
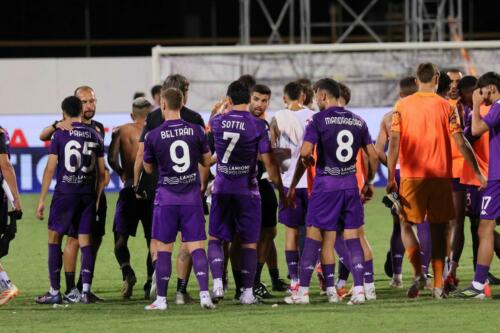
209, 110, 271, 195
304, 106, 372, 192
483, 100, 500, 181
49, 122, 104, 194
143, 119, 210, 205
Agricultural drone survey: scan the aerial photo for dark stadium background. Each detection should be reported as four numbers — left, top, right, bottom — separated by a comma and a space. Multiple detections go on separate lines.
1, 0, 499, 58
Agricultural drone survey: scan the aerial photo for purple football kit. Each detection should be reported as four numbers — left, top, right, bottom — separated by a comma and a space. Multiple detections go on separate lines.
481, 100, 500, 221
48, 123, 104, 236
143, 119, 210, 244
304, 106, 372, 231
207, 110, 271, 295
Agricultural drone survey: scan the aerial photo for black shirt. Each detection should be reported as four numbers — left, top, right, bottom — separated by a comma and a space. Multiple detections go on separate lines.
139, 106, 205, 142
87, 120, 105, 141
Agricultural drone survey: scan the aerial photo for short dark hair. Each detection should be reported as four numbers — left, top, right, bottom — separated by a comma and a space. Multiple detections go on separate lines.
457, 75, 478, 92
133, 91, 146, 99
161, 88, 184, 110
297, 78, 313, 106
61, 96, 82, 117
251, 84, 271, 96
338, 82, 351, 105
437, 71, 451, 96
399, 76, 418, 97
446, 68, 462, 74
238, 74, 256, 89
162, 74, 189, 94
227, 80, 250, 105
151, 85, 162, 97
283, 81, 303, 100
416, 63, 438, 83
313, 78, 340, 99
477, 71, 500, 91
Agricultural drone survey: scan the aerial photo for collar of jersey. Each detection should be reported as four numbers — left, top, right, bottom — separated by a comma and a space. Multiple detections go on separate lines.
415, 91, 437, 97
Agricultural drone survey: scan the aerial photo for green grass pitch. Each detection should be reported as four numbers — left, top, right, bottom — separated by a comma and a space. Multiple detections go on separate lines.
0, 190, 499, 332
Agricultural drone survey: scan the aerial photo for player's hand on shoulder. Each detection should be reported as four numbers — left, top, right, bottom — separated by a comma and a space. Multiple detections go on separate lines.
56, 119, 73, 131
36, 202, 45, 220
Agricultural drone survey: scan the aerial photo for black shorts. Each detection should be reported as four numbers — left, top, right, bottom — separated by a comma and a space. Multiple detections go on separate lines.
113, 187, 153, 238
0, 191, 7, 235
259, 180, 277, 228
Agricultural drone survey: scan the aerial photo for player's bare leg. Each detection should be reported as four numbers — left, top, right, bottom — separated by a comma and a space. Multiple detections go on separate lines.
0, 262, 18, 306
175, 242, 193, 304
114, 233, 136, 299
457, 219, 496, 299
447, 190, 466, 292
400, 221, 426, 298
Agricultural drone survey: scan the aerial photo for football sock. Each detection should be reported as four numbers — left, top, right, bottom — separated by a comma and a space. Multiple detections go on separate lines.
269, 268, 280, 285
176, 278, 188, 294
285, 250, 299, 282
321, 263, 335, 289
191, 249, 209, 292
232, 269, 242, 292
472, 264, 489, 290
405, 245, 423, 276
81, 245, 94, 292
299, 238, 321, 288
146, 251, 154, 281
48, 243, 62, 292
208, 240, 224, 280
364, 259, 374, 284
65, 272, 76, 294
254, 262, 264, 285
345, 238, 364, 287
156, 251, 172, 298
390, 222, 404, 275
417, 221, 431, 275
338, 261, 350, 281
240, 248, 257, 289
432, 259, 444, 288
121, 264, 134, 281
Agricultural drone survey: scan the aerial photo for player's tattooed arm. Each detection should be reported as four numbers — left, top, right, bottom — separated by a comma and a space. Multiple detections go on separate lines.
107, 127, 123, 179
471, 89, 490, 136
269, 117, 280, 148
36, 154, 58, 220
96, 157, 107, 210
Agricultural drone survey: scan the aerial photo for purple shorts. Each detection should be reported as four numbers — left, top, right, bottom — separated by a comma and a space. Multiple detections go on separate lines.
48, 193, 96, 236
306, 188, 364, 231
278, 187, 308, 228
452, 178, 467, 192
152, 204, 206, 244
113, 187, 153, 238
465, 185, 482, 218
67, 194, 106, 238
480, 180, 500, 221
209, 193, 261, 244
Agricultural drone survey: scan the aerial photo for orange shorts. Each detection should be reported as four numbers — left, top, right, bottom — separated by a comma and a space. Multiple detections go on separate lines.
399, 178, 454, 223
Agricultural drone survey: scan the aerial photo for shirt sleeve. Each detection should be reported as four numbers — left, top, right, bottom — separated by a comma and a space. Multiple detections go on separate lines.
448, 106, 463, 135
303, 117, 319, 145
143, 133, 155, 164
258, 121, 272, 155
49, 131, 59, 155
483, 104, 500, 129
361, 123, 373, 147
0, 131, 7, 154
198, 127, 210, 155
95, 121, 106, 141
96, 134, 105, 158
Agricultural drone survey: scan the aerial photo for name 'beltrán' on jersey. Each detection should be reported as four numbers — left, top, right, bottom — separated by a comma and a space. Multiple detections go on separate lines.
304, 106, 372, 192
50, 123, 104, 194
143, 119, 210, 205
209, 110, 272, 195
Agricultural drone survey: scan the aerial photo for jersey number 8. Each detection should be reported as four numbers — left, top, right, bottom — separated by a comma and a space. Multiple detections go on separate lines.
336, 130, 354, 162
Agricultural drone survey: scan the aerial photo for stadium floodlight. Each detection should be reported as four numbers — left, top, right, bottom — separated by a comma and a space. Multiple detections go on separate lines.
152, 41, 500, 110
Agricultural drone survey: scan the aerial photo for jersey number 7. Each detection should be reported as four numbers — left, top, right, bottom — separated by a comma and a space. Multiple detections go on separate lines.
222, 132, 240, 163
